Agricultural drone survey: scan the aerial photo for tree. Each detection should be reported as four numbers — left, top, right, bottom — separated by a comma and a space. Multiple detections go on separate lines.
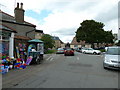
40, 34, 55, 50
65, 42, 70, 48
104, 31, 114, 43
76, 20, 114, 48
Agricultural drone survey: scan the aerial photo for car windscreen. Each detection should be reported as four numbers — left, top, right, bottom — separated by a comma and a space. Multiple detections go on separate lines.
58, 48, 64, 50
106, 47, 120, 55
66, 48, 72, 50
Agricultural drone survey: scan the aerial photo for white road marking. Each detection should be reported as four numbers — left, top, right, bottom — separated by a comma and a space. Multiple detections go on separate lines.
50, 58, 53, 61
46, 56, 52, 61
77, 57, 80, 60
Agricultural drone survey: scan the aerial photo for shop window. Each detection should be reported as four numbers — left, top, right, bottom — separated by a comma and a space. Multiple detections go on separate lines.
1, 31, 11, 41
0, 41, 9, 55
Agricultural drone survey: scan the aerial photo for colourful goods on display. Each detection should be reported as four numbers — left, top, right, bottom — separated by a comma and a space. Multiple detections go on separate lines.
14, 58, 27, 69
27, 44, 36, 56
0, 42, 42, 74
26, 56, 33, 65
0, 54, 27, 74
0, 64, 9, 74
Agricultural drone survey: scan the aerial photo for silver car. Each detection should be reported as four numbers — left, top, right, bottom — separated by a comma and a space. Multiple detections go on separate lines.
103, 46, 120, 70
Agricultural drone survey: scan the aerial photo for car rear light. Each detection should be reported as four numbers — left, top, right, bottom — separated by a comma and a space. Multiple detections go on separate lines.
70, 50, 74, 53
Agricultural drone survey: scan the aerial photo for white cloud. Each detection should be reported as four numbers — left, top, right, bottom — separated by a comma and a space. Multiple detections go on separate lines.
104, 19, 118, 33
24, 16, 40, 26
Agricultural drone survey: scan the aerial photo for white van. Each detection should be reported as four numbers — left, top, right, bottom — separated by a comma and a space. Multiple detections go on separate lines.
103, 46, 120, 70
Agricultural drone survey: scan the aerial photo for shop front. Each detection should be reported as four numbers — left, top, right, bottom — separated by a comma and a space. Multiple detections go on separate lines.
0, 31, 14, 57
0, 24, 16, 74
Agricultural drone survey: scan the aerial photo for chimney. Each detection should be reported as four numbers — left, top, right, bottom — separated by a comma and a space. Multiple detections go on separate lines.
20, 3, 23, 9
14, 2, 25, 23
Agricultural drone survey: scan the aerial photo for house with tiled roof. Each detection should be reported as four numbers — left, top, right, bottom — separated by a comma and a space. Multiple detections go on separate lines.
1, 3, 36, 39
0, 3, 43, 58
52, 36, 64, 48
71, 37, 91, 48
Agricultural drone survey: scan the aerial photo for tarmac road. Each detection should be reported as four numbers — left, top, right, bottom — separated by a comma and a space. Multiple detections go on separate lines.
2, 52, 119, 88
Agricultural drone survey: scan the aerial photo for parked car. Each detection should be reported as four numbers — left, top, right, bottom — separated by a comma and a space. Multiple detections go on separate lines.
64, 48, 74, 56
103, 46, 120, 70
81, 48, 101, 55
56, 48, 64, 54
75, 48, 81, 52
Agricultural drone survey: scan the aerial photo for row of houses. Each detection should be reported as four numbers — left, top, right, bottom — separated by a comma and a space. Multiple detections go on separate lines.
60, 34, 118, 49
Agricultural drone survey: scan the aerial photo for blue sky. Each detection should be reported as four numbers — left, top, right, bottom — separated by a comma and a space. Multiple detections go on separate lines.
25, 10, 52, 24
1, 0, 119, 43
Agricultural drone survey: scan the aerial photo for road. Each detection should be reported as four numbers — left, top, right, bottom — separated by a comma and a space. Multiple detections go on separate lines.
2, 52, 119, 88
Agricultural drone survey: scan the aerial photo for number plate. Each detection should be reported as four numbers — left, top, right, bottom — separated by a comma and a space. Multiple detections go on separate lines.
114, 64, 120, 67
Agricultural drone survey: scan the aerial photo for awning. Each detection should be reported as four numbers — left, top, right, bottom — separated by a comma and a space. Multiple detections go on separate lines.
28, 39, 43, 43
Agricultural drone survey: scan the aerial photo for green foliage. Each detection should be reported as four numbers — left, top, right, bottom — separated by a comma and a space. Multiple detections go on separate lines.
104, 31, 114, 43
76, 20, 114, 45
45, 50, 56, 54
99, 49, 106, 52
40, 34, 55, 50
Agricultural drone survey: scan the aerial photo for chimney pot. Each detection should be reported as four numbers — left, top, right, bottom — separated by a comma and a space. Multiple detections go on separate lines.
20, 3, 23, 9
17, 2, 19, 8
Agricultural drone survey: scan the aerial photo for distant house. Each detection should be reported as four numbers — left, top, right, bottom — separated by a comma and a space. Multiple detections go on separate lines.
52, 36, 64, 49
35, 29, 44, 39
0, 3, 43, 58
71, 37, 91, 48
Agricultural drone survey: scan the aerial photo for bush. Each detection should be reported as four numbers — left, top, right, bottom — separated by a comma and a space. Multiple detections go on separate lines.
99, 49, 105, 52
45, 50, 56, 54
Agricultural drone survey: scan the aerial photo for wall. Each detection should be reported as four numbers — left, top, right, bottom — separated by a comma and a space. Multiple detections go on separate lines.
35, 32, 43, 39
85, 44, 91, 48
61, 44, 65, 48
2, 22, 35, 39
55, 40, 61, 48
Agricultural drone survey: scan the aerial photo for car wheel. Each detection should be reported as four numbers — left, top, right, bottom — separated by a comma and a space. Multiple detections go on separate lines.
93, 52, 97, 55
103, 65, 108, 69
83, 51, 86, 54
103, 63, 107, 69
36, 58, 40, 64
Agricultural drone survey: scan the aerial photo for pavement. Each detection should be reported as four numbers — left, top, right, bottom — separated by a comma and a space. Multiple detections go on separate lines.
2, 52, 120, 88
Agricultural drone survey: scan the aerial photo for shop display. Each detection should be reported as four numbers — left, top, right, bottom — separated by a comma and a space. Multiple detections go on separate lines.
26, 56, 33, 65
0, 39, 44, 74
0, 54, 27, 74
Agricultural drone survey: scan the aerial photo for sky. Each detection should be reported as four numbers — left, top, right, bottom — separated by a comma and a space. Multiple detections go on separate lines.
0, 0, 119, 43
